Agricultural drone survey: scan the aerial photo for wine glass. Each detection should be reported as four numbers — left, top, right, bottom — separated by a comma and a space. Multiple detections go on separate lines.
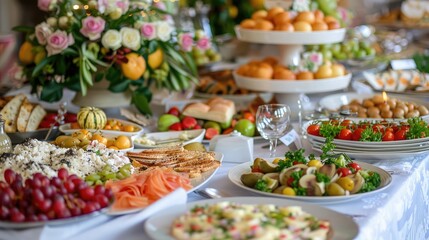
256, 104, 291, 157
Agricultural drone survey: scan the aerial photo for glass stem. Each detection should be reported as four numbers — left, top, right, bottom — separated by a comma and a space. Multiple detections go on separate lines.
269, 138, 278, 158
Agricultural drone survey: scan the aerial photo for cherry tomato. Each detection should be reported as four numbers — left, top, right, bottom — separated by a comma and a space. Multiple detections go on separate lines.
347, 162, 361, 173
359, 123, 370, 129
391, 124, 399, 133
251, 166, 262, 173
394, 129, 407, 141
337, 129, 353, 140
286, 177, 295, 187
307, 124, 320, 136
330, 119, 339, 126
400, 125, 410, 132
384, 127, 394, 133
352, 128, 365, 141
382, 131, 395, 141
340, 119, 353, 128
372, 124, 384, 133
243, 112, 255, 123
337, 167, 352, 177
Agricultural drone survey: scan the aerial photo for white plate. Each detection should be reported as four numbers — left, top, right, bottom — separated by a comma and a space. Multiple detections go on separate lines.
309, 138, 429, 151
311, 147, 429, 161
59, 118, 144, 137
0, 208, 107, 229
233, 71, 352, 93
134, 129, 205, 149
228, 161, 391, 204
318, 92, 429, 119
235, 26, 346, 45
107, 152, 223, 215
144, 196, 359, 240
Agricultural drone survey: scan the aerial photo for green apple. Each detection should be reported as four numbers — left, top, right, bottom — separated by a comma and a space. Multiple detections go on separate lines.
203, 121, 221, 133
157, 114, 180, 131
234, 119, 256, 137
321, 49, 333, 61
219, 119, 231, 129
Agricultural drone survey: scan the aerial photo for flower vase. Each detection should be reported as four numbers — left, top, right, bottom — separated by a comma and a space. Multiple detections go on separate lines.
72, 79, 132, 109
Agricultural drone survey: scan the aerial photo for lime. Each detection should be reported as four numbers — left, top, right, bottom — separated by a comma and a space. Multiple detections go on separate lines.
219, 119, 231, 129
234, 119, 256, 137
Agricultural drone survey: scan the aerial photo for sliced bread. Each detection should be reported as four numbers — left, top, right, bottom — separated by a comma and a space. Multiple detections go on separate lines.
17, 98, 35, 132
25, 105, 47, 132
0, 94, 27, 133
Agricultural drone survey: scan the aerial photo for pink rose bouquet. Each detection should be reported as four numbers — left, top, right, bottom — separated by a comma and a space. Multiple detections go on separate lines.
14, 0, 197, 115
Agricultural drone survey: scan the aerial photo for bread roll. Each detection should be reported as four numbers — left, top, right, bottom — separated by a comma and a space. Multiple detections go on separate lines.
17, 98, 35, 132
1, 94, 27, 133
25, 105, 47, 132
182, 98, 235, 123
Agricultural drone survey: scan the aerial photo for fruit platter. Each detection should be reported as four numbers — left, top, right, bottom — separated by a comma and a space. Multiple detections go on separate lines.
228, 146, 392, 204
319, 92, 429, 119
158, 98, 259, 141
304, 117, 429, 160
59, 107, 144, 137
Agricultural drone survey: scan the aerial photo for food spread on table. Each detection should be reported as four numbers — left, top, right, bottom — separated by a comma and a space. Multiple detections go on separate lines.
2, 0, 429, 238
171, 202, 331, 240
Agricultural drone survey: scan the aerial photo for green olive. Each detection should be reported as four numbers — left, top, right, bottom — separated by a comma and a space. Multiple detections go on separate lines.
326, 182, 345, 196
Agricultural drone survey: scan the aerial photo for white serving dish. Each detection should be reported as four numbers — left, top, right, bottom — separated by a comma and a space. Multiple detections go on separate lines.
235, 26, 347, 45
233, 71, 352, 93
228, 160, 392, 204
59, 118, 144, 137
107, 152, 223, 215
144, 196, 359, 240
133, 129, 205, 149
209, 130, 253, 163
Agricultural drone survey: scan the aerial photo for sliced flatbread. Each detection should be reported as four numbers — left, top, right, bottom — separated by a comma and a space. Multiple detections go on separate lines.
25, 105, 47, 132
17, 99, 35, 132
0, 94, 27, 133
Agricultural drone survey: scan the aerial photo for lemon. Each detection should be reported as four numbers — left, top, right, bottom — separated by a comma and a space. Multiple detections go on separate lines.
148, 48, 163, 69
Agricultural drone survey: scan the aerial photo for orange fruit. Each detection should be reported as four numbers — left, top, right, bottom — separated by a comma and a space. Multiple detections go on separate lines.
106, 139, 115, 147
18, 41, 35, 65
70, 122, 80, 129
112, 125, 121, 131
120, 53, 146, 80
114, 135, 131, 149
92, 133, 108, 145
123, 125, 135, 132
104, 124, 112, 130
148, 48, 163, 69
108, 146, 119, 150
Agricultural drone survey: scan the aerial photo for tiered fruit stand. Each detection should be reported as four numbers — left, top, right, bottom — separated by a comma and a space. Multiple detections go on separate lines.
233, 26, 352, 116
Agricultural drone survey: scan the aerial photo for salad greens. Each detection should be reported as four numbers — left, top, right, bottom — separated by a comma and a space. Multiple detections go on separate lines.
359, 170, 381, 193
406, 117, 429, 139
254, 179, 271, 193
360, 127, 382, 142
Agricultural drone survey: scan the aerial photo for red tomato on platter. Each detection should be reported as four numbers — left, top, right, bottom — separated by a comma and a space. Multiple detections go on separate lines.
337, 167, 352, 177
400, 125, 410, 132
243, 112, 255, 123
337, 129, 353, 140
394, 129, 407, 140
205, 128, 219, 140
372, 124, 385, 133
347, 162, 361, 173
352, 128, 365, 141
340, 119, 353, 128
307, 124, 320, 136
382, 131, 395, 141
286, 177, 294, 187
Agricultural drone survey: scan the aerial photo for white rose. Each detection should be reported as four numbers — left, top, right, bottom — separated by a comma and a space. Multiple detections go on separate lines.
120, 27, 141, 51
156, 21, 173, 42
35, 22, 52, 45
101, 29, 122, 50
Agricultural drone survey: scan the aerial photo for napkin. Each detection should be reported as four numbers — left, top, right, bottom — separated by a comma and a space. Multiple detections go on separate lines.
0, 188, 187, 240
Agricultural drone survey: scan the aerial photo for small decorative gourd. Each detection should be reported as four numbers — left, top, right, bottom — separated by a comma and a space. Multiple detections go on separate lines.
77, 107, 107, 129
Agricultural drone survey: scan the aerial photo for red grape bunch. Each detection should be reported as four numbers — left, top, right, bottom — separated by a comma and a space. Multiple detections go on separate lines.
0, 168, 113, 223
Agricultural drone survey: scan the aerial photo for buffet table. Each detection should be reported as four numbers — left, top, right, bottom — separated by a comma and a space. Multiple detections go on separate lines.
1, 138, 428, 240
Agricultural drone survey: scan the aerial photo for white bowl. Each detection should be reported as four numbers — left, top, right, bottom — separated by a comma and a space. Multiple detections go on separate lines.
134, 129, 205, 149
59, 118, 144, 137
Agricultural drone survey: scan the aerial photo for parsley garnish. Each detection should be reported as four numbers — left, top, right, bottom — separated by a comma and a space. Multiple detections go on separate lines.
254, 179, 271, 192
319, 122, 344, 139
360, 127, 382, 142
359, 171, 381, 193
406, 117, 429, 139
315, 172, 330, 183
